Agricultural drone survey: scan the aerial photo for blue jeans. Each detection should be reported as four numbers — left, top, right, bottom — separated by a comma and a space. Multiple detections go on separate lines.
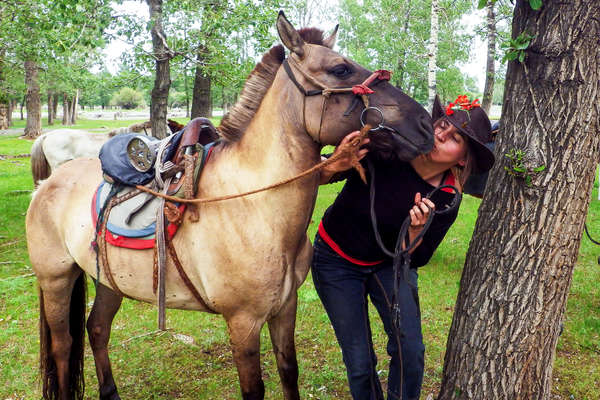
311, 233, 424, 400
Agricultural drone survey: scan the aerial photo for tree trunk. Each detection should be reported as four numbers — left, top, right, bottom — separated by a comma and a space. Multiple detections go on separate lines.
23, 60, 42, 138
395, 0, 413, 88
184, 63, 190, 118
0, 103, 8, 130
0, 50, 7, 130
8, 98, 15, 126
20, 95, 24, 120
47, 91, 54, 125
70, 89, 79, 124
62, 93, 70, 125
427, 0, 439, 111
191, 47, 212, 119
438, 1, 600, 399
52, 93, 59, 119
481, 1, 497, 115
146, 0, 171, 139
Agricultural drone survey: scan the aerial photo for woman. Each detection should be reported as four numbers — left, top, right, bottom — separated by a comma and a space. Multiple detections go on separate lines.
312, 95, 495, 400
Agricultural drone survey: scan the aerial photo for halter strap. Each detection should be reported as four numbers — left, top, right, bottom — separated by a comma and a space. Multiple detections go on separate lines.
282, 55, 392, 143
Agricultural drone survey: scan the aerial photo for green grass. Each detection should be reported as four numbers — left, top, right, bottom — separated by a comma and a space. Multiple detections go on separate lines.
0, 127, 598, 399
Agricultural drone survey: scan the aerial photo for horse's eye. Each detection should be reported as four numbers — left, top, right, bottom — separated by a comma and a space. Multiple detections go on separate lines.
329, 64, 353, 78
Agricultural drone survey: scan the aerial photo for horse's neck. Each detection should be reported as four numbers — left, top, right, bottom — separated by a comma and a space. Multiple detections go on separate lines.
231, 94, 320, 177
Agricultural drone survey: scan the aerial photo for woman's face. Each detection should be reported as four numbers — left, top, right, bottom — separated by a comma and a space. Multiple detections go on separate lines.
427, 118, 468, 167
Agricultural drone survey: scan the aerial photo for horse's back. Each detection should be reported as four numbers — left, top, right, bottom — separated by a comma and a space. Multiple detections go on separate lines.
42, 129, 109, 170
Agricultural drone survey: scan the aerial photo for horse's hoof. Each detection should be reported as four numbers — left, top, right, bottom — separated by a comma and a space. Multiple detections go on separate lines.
99, 385, 121, 400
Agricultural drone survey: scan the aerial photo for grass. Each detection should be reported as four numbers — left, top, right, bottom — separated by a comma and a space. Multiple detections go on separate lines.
0, 125, 598, 399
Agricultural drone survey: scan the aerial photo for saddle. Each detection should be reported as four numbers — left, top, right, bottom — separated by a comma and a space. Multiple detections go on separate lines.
93, 118, 220, 328
96, 118, 219, 246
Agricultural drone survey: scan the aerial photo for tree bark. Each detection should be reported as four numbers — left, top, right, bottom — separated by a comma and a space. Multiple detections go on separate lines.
0, 103, 8, 130
438, 1, 600, 399
70, 89, 79, 124
191, 46, 211, 119
481, 1, 497, 114
52, 93, 59, 120
8, 98, 15, 126
395, 0, 413, 89
47, 91, 54, 125
23, 60, 42, 138
146, 0, 171, 139
427, 0, 439, 111
20, 95, 25, 120
62, 93, 70, 125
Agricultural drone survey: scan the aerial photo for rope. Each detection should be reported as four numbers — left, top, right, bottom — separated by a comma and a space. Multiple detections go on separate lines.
134, 124, 373, 204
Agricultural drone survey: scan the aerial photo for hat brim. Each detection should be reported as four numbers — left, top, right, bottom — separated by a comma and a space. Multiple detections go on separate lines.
447, 117, 495, 174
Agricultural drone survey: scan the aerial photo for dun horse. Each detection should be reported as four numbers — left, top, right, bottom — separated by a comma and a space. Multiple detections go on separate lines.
26, 13, 433, 400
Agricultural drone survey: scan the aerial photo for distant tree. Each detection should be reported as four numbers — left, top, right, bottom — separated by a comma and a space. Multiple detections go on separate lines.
110, 87, 145, 110
146, 0, 173, 139
438, 1, 600, 399
0, 0, 111, 137
338, 0, 473, 104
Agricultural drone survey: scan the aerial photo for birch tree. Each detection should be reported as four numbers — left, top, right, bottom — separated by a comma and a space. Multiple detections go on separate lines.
438, 0, 600, 398
427, 0, 439, 111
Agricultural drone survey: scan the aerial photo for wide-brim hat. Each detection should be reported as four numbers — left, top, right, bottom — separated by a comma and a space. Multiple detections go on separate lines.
432, 95, 495, 174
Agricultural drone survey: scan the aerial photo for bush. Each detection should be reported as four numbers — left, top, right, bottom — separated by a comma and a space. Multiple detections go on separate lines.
110, 87, 145, 110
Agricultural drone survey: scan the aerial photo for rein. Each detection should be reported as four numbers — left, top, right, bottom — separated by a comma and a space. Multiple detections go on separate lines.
134, 59, 393, 204
367, 159, 462, 399
134, 123, 373, 204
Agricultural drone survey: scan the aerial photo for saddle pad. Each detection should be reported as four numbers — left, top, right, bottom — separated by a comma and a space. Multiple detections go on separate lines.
91, 181, 184, 249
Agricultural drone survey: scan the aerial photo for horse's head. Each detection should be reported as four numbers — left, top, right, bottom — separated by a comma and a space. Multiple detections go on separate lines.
276, 12, 433, 161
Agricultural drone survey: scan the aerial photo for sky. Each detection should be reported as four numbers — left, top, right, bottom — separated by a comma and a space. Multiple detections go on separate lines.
103, 1, 489, 91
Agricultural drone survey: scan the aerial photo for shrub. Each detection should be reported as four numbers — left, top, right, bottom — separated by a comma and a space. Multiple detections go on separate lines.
110, 87, 145, 110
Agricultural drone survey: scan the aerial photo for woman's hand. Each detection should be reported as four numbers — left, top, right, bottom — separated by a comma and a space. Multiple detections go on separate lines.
320, 131, 370, 184
406, 192, 435, 252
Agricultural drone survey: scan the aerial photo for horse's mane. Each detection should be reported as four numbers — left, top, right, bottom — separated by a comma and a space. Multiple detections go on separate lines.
218, 28, 326, 142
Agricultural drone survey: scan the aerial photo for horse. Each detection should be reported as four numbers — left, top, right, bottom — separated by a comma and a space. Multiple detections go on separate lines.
30, 120, 182, 185
30, 129, 112, 185
26, 12, 433, 400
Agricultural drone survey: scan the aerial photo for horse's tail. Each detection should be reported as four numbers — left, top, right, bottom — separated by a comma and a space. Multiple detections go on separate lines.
39, 273, 87, 400
31, 134, 50, 187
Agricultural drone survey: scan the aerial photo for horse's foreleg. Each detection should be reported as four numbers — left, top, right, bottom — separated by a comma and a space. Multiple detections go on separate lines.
226, 314, 265, 400
267, 292, 300, 400
86, 283, 123, 400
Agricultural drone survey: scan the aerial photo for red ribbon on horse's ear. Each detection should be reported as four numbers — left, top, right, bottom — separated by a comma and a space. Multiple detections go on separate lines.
352, 70, 392, 95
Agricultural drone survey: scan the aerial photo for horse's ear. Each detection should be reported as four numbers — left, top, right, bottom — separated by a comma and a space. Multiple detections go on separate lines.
276, 11, 305, 58
323, 24, 338, 49
432, 95, 445, 121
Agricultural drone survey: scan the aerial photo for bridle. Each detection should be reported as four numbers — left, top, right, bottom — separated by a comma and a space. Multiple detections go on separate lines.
282, 54, 394, 143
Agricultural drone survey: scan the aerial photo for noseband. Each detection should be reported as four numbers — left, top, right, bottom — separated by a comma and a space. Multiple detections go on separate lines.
282, 55, 391, 143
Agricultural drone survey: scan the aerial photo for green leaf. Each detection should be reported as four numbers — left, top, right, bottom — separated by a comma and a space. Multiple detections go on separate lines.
518, 51, 526, 63
477, 0, 487, 9
533, 165, 546, 173
506, 52, 518, 61
529, 0, 543, 10
525, 175, 532, 186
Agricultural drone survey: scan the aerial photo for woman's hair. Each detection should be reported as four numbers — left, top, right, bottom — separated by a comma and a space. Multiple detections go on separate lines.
450, 139, 475, 191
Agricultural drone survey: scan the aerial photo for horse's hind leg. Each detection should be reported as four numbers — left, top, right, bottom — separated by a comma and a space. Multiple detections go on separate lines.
268, 293, 300, 400
86, 283, 123, 400
39, 270, 86, 400
226, 314, 265, 399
